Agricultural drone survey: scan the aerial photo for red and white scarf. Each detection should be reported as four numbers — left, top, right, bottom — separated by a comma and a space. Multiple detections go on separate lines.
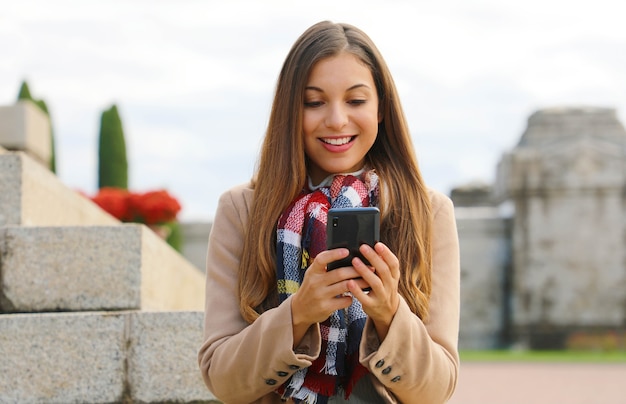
276, 171, 379, 403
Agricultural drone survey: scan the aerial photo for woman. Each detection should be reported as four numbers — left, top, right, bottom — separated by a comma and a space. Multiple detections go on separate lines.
198, 21, 460, 404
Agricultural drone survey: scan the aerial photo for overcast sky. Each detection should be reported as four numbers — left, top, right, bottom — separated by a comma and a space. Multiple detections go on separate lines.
2, 0, 625, 220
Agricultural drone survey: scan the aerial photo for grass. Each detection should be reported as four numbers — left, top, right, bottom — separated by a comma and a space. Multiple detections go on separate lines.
460, 350, 626, 363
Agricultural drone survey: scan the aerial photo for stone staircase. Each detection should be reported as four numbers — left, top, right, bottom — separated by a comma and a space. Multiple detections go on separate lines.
0, 103, 218, 403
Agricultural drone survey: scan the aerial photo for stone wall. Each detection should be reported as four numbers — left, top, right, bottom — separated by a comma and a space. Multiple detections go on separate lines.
180, 221, 212, 272
494, 107, 626, 348
455, 205, 512, 349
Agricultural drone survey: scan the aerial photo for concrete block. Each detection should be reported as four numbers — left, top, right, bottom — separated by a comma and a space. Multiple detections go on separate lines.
0, 225, 206, 313
0, 225, 143, 312
0, 154, 21, 226
0, 101, 51, 166
0, 311, 127, 403
0, 152, 119, 227
128, 311, 217, 403
140, 225, 206, 311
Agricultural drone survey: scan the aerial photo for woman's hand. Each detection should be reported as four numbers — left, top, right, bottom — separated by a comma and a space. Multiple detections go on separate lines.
290, 248, 369, 346
348, 242, 400, 341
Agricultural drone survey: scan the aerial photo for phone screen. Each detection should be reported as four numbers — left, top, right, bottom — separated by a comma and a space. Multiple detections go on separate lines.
326, 207, 380, 270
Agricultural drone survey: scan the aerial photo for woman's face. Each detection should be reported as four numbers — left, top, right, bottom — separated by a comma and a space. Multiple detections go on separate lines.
302, 52, 380, 185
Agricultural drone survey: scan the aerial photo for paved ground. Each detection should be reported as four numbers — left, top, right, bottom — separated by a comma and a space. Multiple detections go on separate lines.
448, 362, 626, 404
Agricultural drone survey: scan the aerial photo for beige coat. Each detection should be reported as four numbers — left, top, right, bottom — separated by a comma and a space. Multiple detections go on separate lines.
198, 183, 460, 404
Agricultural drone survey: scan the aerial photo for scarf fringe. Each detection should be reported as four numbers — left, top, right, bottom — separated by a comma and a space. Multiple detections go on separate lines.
320, 358, 337, 376
303, 373, 338, 398
284, 368, 306, 395
293, 387, 319, 404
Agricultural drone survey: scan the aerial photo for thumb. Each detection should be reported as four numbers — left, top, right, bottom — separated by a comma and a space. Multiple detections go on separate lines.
312, 248, 350, 272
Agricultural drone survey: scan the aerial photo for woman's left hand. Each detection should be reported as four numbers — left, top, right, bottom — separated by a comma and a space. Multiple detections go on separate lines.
348, 242, 400, 341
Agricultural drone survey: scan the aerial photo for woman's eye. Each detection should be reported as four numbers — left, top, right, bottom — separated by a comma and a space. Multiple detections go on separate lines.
348, 99, 367, 105
304, 101, 323, 108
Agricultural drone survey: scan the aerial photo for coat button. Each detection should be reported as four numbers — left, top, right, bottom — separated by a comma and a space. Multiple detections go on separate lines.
277, 371, 288, 377
391, 376, 401, 383
265, 379, 277, 385
382, 366, 392, 375
375, 359, 385, 368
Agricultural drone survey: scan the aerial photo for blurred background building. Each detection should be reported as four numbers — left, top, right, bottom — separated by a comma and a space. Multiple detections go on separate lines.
454, 106, 626, 350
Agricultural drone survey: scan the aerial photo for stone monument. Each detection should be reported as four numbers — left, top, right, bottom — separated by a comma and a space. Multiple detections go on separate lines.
494, 107, 626, 348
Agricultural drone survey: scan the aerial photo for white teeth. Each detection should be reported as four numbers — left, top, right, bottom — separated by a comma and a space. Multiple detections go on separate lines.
323, 136, 352, 145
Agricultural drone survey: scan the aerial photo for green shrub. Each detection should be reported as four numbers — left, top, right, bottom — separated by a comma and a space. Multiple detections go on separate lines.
164, 220, 183, 253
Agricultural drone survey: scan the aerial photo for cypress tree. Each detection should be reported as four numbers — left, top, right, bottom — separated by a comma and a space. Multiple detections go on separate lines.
17, 81, 57, 173
98, 104, 128, 189
17, 81, 32, 100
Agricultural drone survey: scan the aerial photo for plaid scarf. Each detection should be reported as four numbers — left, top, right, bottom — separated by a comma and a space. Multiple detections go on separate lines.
276, 171, 379, 404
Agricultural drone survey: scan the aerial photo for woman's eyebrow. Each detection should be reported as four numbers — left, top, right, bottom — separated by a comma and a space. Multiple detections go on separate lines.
304, 83, 372, 92
304, 86, 323, 93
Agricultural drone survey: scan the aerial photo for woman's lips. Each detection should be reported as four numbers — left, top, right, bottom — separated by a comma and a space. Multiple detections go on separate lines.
319, 135, 356, 152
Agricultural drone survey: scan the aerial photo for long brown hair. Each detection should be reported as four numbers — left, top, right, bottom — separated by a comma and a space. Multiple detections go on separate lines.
238, 21, 433, 323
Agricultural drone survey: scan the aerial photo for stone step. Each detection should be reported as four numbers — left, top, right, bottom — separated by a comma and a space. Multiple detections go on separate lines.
0, 225, 205, 313
0, 310, 219, 403
0, 151, 118, 227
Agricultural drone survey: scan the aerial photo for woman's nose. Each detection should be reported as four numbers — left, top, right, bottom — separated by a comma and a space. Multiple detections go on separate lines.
325, 103, 349, 130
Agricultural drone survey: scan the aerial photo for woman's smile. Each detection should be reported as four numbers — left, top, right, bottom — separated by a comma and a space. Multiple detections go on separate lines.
319, 135, 357, 151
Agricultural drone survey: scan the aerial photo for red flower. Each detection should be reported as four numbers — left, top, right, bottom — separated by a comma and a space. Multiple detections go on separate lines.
91, 187, 131, 221
90, 188, 181, 225
127, 189, 181, 225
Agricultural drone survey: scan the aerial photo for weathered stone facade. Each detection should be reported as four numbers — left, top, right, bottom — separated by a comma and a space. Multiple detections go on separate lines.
456, 203, 512, 349
456, 107, 626, 349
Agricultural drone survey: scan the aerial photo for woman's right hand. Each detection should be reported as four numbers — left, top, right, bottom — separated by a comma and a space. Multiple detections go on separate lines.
290, 248, 369, 346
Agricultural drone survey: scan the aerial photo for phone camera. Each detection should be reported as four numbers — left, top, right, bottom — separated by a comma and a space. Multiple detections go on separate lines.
332, 217, 338, 227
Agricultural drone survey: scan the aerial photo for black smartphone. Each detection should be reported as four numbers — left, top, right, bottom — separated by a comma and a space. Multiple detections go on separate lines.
326, 207, 380, 270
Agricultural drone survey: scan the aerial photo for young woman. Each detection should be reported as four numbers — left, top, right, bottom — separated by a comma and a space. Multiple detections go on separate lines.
198, 21, 460, 404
